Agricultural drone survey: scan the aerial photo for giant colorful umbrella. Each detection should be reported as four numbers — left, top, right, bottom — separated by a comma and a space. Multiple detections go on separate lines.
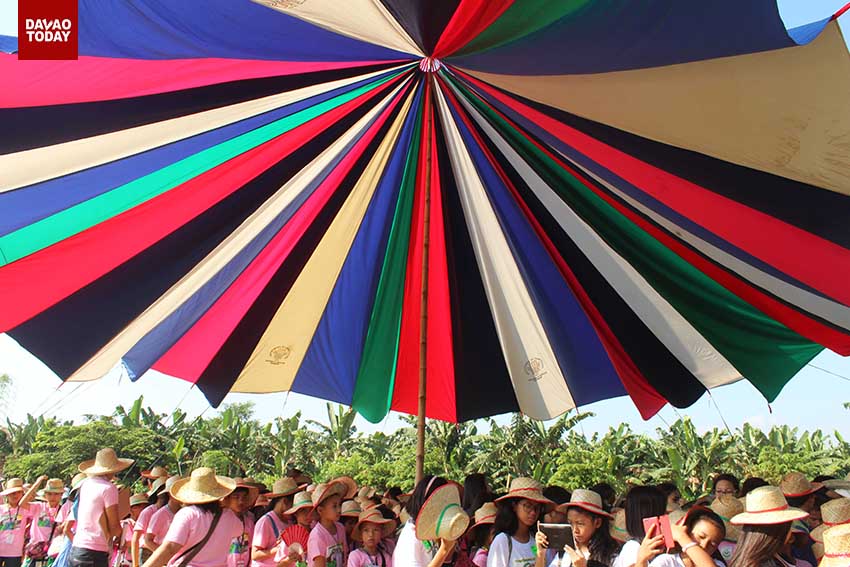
1, 1, 849, 430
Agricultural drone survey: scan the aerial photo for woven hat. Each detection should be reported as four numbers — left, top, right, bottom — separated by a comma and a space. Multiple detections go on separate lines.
415, 483, 470, 542
41, 478, 65, 494
711, 495, 744, 542
610, 508, 628, 543
148, 476, 168, 497
352, 508, 395, 541
331, 476, 358, 500
341, 500, 362, 518
813, 499, 850, 543
471, 502, 498, 529
68, 473, 87, 499
820, 523, 850, 567
1, 478, 24, 496
141, 466, 169, 480
267, 477, 301, 499
824, 475, 850, 491
356, 486, 377, 503
814, 542, 826, 563
781, 472, 823, 498
495, 477, 555, 511
731, 485, 808, 525
169, 467, 236, 505
285, 491, 315, 516
79, 448, 135, 475
312, 482, 346, 508
559, 489, 613, 519
130, 493, 149, 506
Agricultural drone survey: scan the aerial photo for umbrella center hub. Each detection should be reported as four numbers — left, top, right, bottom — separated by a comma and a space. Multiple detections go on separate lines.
419, 57, 442, 73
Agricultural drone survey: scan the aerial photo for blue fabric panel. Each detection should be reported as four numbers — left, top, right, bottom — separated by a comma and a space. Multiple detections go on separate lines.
0, 69, 399, 238
291, 83, 423, 405
77, 0, 412, 61
0, 36, 17, 54
448, 0, 829, 75
444, 91, 627, 406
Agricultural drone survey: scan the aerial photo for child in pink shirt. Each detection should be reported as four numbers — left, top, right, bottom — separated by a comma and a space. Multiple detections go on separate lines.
307, 483, 348, 567
0, 476, 44, 563
145, 500, 180, 551
227, 484, 257, 567
347, 509, 394, 567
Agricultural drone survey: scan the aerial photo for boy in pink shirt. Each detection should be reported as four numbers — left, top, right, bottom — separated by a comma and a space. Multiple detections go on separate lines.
144, 480, 182, 553
227, 481, 259, 567
307, 483, 348, 567
28, 479, 64, 545
0, 476, 45, 567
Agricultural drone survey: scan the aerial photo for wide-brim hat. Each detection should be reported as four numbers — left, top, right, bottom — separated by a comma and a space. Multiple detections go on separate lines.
558, 489, 613, 519
813, 498, 850, 543
312, 482, 346, 508
233, 477, 261, 497
820, 523, 850, 567
356, 486, 377, 503
824, 475, 850, 491
141, 466, 169, 480
331, 476, 358, 500
711, 495, 744, 542
68, 473, 87, 499
285, 491, 315, 516
415, 483, 469, 542
169, 467, 236, 505
352, 508, 395, 541
495, 477, 555, 512
79, 448, 135, 475
42, 478, 65, 494
1, 478, 24, 496
781, 472, 823, 499
610, 508, 628, 543
731, 486, 808, 525
130, 493, 149, 506
471, 502, 498, 529
341, 499, 362, 518
267, 477, 302, 499
148, 476, 167, 497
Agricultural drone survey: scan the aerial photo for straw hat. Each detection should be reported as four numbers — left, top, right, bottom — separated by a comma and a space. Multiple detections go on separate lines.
731, 486, 808, 525
1, 478, 24, 496
814, 542, 825, 563
42, 478, 65, 494
267, 478, 302, 499
415, 483, 470, 542
392, 503, 411, 524
341, 500, 362, 518
495, 478, 555, 511
284, 491, 315, 515
332, 476, 358, 500
79, 448, 135, 475
130, 493, 149, 506
312, 482, 346, 508
781, 472, 823, 499
813, 499, 850, 543
356, 486, 377, 503
610, 508, 628, 543
558, 489, 613, 519
471, 502, 498, 529
169, 468, 236, 505
824, 475, 850, 491
68, 473, 87, 499
148, 476, 167, 497
819, 523, 850, 567
711, 495, 744, 542
352, 508, 395, 541
141, 466, 169, 480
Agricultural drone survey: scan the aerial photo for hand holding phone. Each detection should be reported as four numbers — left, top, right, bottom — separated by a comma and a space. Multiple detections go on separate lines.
642, 515, 674, 550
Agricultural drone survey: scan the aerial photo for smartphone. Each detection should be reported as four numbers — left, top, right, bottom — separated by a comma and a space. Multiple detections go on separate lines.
643, 515, 674, 549
538, 522, 575, 551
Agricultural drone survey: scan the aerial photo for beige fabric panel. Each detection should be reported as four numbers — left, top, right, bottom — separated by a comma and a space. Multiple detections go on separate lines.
0, 64, 408, 192
461, 21, 850, 196
66, 83, 405, 383
251, 0, 423, 56
230, 84, 416, 394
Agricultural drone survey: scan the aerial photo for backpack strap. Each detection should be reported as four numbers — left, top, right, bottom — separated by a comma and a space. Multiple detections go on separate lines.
265, 513, 280, 539
172, 509, 222, 567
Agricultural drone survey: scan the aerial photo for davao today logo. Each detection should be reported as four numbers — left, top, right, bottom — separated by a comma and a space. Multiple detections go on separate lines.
24, 18, 73, 43
18, 0, 78, 60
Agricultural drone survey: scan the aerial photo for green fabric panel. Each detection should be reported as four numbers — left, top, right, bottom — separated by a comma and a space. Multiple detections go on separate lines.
351, 94, 424, 423
445, 73, 823, 401
455, 0, 594, 57
0, 72, 402, 267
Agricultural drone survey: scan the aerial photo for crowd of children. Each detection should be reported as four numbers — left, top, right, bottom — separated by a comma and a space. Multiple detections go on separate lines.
0, 447, 848, 567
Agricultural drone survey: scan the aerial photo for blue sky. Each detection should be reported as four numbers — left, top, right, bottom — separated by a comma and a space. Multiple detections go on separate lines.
1, 0, 849, 437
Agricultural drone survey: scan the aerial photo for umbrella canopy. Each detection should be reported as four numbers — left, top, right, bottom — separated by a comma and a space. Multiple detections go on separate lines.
1, 0, 849, 423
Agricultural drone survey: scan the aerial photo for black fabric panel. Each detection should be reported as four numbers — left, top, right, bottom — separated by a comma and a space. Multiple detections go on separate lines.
0, 62, 399, 154
507, 88, 850, 249
379, 0, 460, 55
197, 81, 415, 407
7, 90, 384, 381
435, 111, 517, 422
464, 105, 707, 408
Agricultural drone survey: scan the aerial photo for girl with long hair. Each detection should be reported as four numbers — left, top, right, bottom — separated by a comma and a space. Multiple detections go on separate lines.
559, 490, 621, 567
728, 486, 808, 567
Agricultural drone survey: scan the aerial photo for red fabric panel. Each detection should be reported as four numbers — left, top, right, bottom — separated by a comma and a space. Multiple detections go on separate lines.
431, 0, 514, 59
153, 84, 409, 381
458, 71, 850, 355
438, 76, 666, 419
0, 55, 402, 108
0, 77, 402, 334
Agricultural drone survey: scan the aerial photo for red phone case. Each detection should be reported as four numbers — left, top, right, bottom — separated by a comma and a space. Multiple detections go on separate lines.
642, 515, 674, 549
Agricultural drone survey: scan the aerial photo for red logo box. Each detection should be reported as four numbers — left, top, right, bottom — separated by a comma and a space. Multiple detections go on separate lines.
18, 0, 78, 60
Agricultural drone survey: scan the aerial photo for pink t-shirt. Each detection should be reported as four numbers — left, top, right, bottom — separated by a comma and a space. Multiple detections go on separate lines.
134, 504, 158, 534
76, 477, 120, 552
28, 502, 61, 543
251, 513, 287, 567
307, 522, 347, 567
0, 504, 33, 557
164, 507, 242, 567
226, 514, 255, 567
56, 501, 72, 526
471, 548, 488, 567
146, 505, 176, 546
347, 548, 392, 567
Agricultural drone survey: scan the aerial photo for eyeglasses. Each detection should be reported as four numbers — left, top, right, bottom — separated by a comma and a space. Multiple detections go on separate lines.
715, 489, 736, 495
